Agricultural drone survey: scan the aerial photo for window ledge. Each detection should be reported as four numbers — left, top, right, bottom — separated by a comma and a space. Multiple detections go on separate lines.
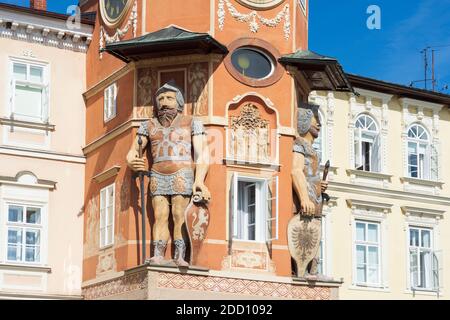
0, 117, 55, 132
404, 289, 442, 297
400, 177, 444, 188
346, 169, 393, 188
0, 263, 51, 273
224, 158, 281, 171
321, 164, 338, 175
349, 284, 390, 293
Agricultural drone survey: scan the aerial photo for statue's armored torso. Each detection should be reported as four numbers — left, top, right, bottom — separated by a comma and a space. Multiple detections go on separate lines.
292, 137, 323, 216
147, 114, 194, 174
138, 114, 205, 196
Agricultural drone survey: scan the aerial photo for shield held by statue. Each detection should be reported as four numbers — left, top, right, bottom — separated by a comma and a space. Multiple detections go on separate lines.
287, 215, 322, 278
184, 197, 210, 266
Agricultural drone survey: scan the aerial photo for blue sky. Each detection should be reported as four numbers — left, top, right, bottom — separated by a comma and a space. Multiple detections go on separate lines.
2, 0, 449, 93
310, 0, 450, 92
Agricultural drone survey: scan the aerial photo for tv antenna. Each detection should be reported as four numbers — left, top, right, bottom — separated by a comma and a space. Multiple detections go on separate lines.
409, 45, 450, 92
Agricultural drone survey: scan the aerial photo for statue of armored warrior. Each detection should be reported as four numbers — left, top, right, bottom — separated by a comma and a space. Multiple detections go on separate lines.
288, 103, 329, 279
126, 83, 211, 267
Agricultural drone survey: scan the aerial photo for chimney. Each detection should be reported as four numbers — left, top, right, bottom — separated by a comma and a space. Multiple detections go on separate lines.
30, 0, 47, 11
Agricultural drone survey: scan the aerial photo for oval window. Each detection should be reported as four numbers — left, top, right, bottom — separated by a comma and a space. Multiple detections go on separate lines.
231, 48, 274, 80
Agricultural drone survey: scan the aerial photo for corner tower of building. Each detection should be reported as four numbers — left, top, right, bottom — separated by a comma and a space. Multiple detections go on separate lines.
81, 0, 351, 300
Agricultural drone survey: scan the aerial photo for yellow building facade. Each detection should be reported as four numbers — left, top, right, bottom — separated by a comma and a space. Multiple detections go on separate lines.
311, 75, 450, 299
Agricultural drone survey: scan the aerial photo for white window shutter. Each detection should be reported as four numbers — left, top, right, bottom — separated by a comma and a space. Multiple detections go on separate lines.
424, 144, 431, 180
10, 79, 16, 117
100, 189, 106, 247
430, 144, 439, 181
112, 83, 117, 118
265, 176, 279, 241
371, 134, 381, 172
432, 250, 443, 291
409, 248, 419, 289
104, 87, 109, 120
227, 172, 238, 255
354, 128, 362, 169
42, 85, 50, 123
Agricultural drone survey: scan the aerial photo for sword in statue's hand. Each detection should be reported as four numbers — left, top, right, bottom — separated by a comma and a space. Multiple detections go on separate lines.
322, 160, 330, 203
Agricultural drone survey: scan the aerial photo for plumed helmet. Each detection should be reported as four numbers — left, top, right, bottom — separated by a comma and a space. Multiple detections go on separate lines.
155, 82, 185, 113
297, 103, 320, 135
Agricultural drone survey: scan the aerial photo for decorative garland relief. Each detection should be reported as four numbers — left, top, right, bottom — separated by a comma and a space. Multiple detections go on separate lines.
99, 0, 138, 58
218, 0, 291, 40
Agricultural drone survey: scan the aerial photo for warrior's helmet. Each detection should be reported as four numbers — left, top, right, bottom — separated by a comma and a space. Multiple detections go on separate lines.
297, 102, 321, 135
155, 82, 185, 113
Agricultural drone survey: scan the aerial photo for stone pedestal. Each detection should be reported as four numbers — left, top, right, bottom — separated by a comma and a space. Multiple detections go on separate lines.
82, 264, 342, 300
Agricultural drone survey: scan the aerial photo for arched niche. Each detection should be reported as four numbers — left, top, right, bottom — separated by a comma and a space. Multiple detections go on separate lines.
225, 93, 279, 165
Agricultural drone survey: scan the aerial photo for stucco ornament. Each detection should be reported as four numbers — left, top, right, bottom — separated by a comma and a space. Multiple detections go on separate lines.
99, 0, 138, 58
218, 0, 291, 40
229, 103, 270, 162
188, 64, 208, 116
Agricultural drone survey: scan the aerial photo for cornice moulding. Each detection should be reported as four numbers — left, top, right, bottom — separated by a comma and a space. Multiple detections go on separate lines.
401, 206, 445, 218
93, 166, 121, 183
329, 181, 450, 207
354, 87, 393, 102
346, 198, 393, 213
400, 177, 444, 188
399, 97, 444, 112
0, 8, 93, 52
84, 63, 135, 101
346, 169, 393, 180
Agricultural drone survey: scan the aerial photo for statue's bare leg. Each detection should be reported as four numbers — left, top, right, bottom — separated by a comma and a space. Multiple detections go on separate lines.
171, 195, 191, 266
149, 195, 170, 264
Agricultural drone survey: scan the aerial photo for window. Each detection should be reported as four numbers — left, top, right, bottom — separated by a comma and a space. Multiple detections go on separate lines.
10, 60, 49, 123
409, 227, 440, 291
6, 204, 42, 263
100, 184, 115, 248
354, 114, 380, 172
312, 111, 325, 164
230, 174, 278, 242
231, 48, 274, 80
407, 124, 435, 180
354, 221, 381, 286
104, 83, 117, 122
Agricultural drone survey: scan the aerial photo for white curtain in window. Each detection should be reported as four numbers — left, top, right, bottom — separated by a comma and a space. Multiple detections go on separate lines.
15, 85, 43, 118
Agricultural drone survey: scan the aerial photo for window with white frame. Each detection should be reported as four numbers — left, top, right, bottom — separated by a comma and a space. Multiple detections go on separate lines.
407, 124, 437, 180
6, 204, 42, 263
409, 227, 440, 291
354, 114, 380, 172
355, 221, 381, 286
104, 83, 117, 122
312, 111, 325, 165
230, 174, 278, 243
10, 60, 49, 123
100, 184, 115, 248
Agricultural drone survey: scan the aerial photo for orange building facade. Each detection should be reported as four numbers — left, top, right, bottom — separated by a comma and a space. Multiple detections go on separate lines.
80, 0, 352, 299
